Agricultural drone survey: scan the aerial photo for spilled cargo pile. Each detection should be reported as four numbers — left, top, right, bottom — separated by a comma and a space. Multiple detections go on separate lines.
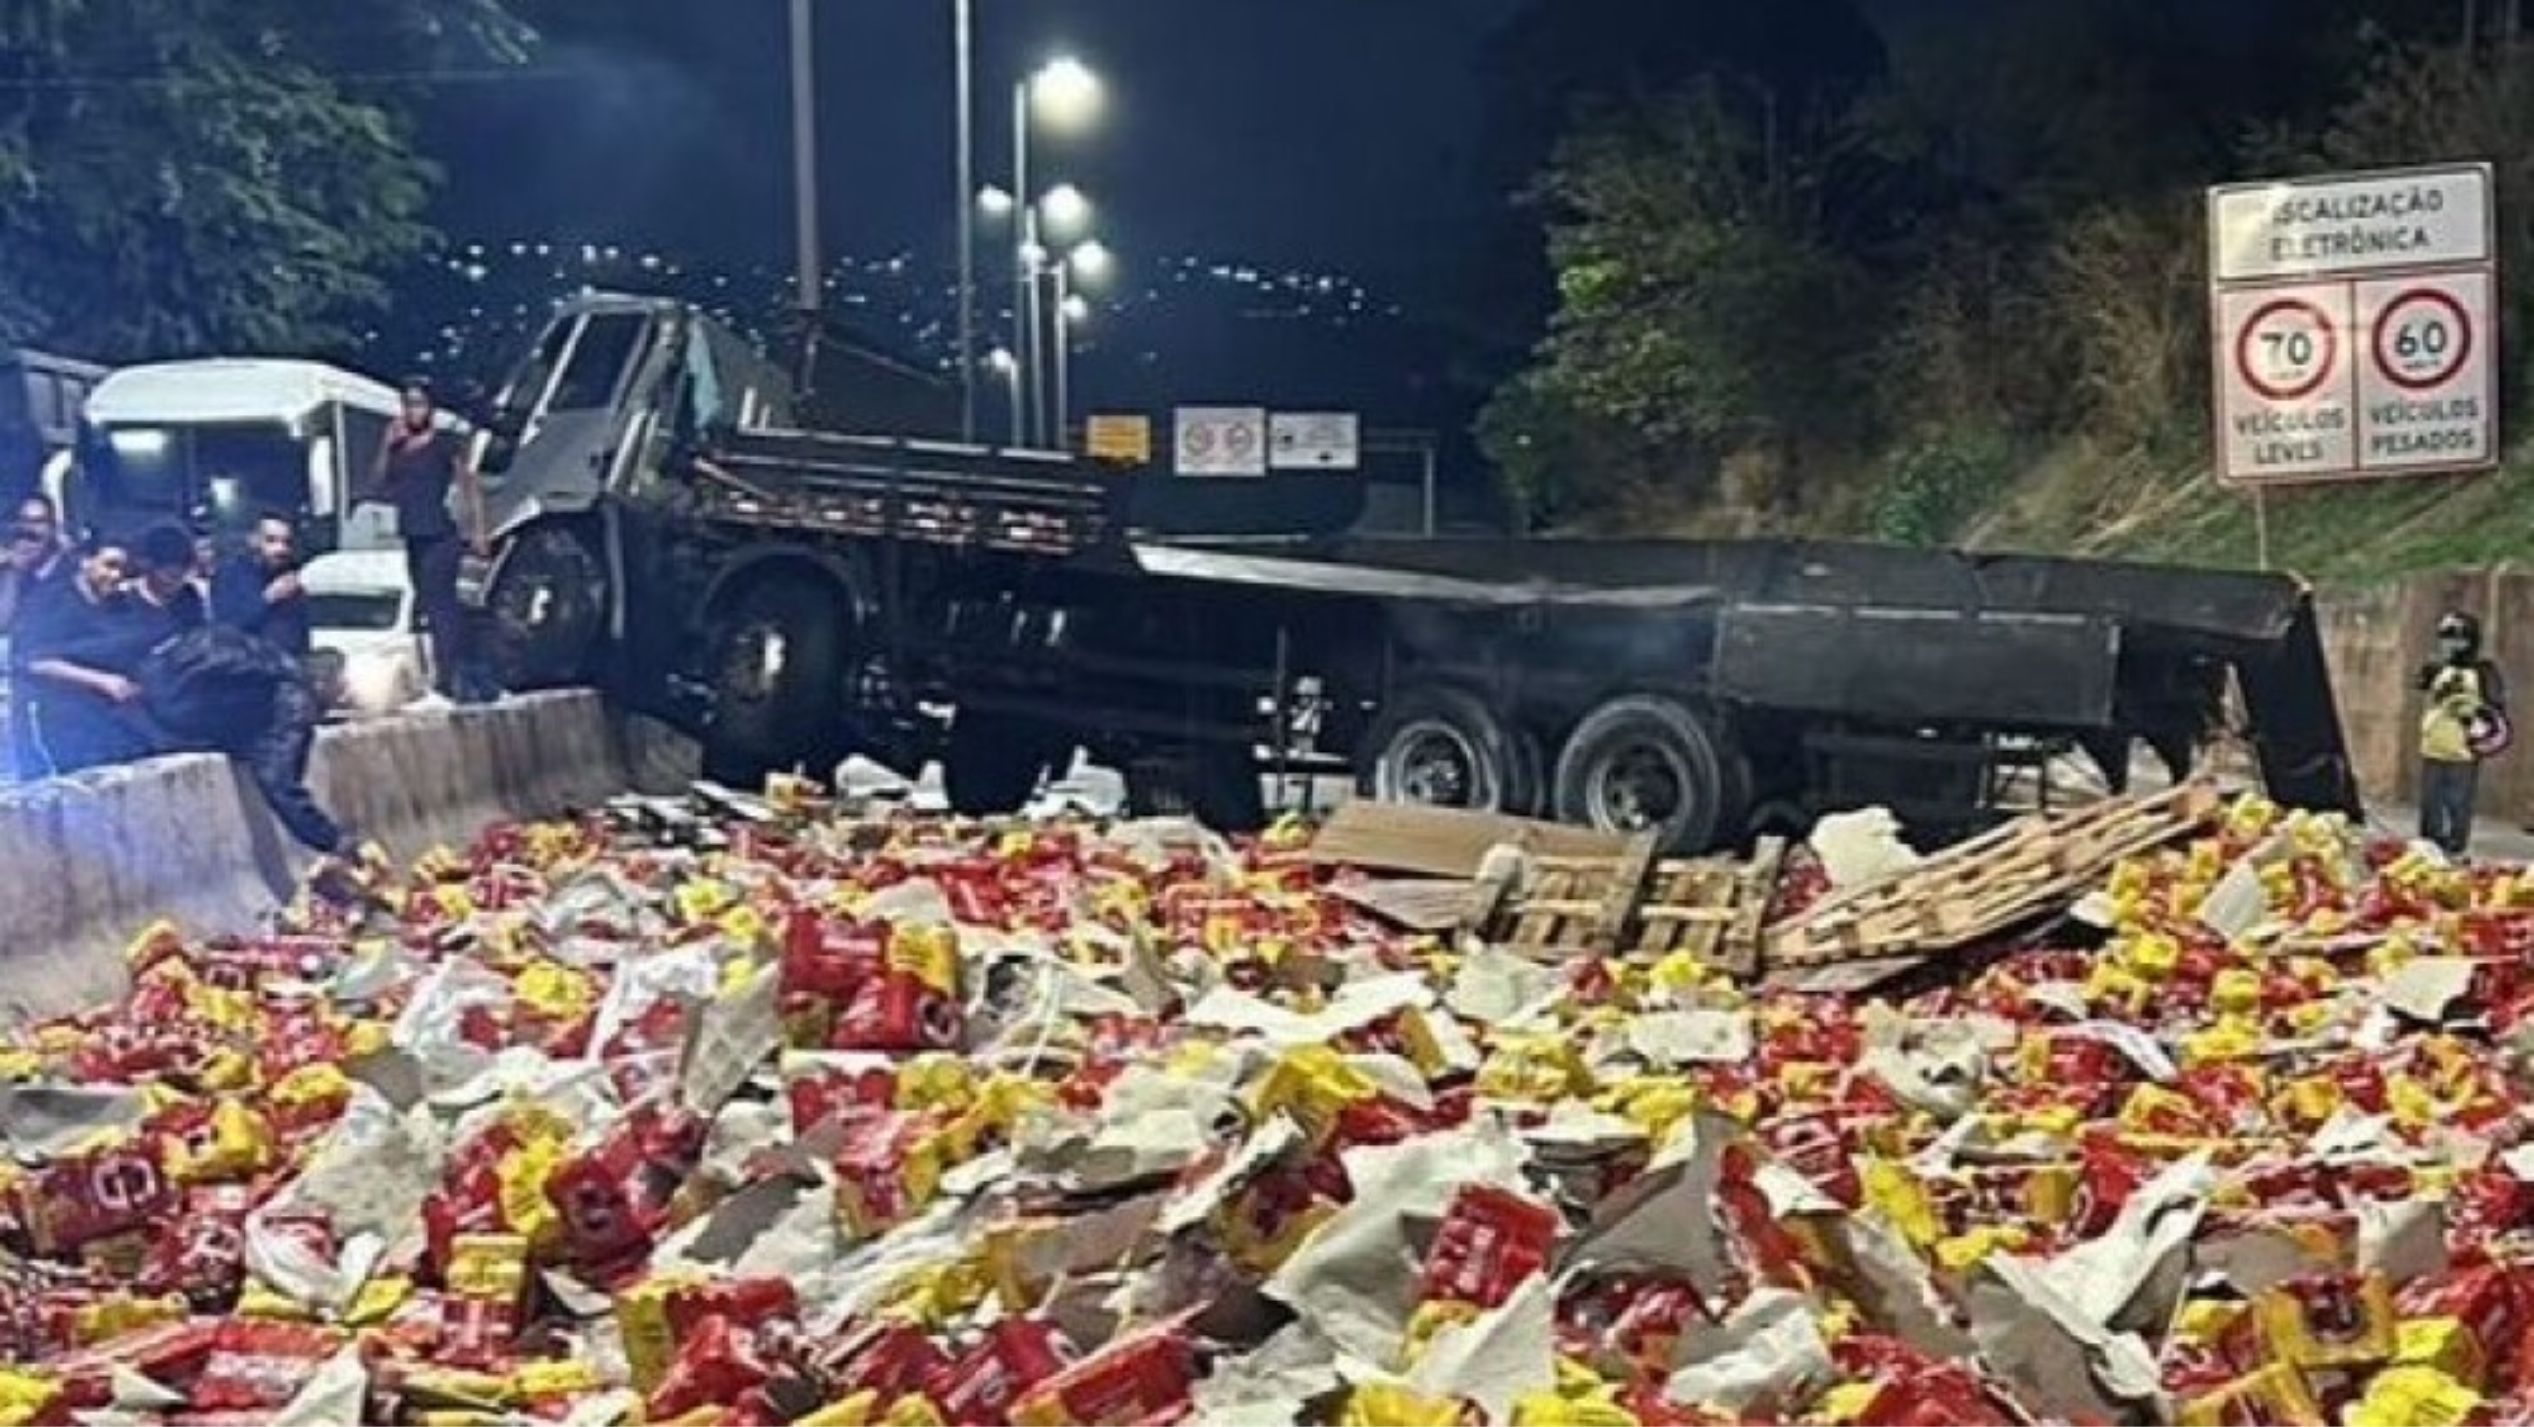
9, 787, 2534, 1425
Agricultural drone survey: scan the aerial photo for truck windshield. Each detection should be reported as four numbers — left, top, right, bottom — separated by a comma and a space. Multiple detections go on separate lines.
550, 312, 650, 411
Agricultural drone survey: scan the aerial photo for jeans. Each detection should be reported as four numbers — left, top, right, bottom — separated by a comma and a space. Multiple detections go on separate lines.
2420, 757, 2480, 857
223, 678, 344, 854
408, 534, 466, 698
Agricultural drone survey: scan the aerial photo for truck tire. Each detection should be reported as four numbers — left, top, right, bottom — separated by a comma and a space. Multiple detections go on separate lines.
944, 712, 1057, 815
488, 522, 607, 690
1552, 695, 1732, 854
1128, 748, 1265, 832
1358, 684, 1542, 815
706, 575, 852, 778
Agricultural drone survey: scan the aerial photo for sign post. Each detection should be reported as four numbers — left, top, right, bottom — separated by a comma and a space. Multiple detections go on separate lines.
2206, 164, 2499, 540
1173, 406, 1269, 478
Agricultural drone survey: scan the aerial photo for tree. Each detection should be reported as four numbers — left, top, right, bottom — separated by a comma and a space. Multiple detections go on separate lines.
1480, 83, 1883, 521
0, 1, 533, 361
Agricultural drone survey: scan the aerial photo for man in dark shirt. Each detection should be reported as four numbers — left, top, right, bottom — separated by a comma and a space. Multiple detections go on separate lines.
0, 503, 75, 778
209, 513, 311, 660
15, 533, 162, 775
375, 379, 488, 703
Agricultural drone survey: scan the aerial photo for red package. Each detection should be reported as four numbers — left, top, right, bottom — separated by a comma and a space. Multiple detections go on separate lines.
832, 1111, 942, 1237
668, 1278, 801, 1343
545, 1119, 681, 1282
931, 1318, 1071, 1425
782, 910, 887, 1004
647, 1315, 774, 1420
826, 1323, 953, 1402
1761, 1111, 1860, 1207
17, 1143, 175, 1257
189, 1320, 342, 1412
135, 1196, 249, 1308
1010, 1329, 1192, 1426
832, 972, 964, 1053
1830, 1336, 2022, 1426
785, 1055, 899, 1133
2400, 1264, 2533, 1377
1422, 1185, 1560, 1309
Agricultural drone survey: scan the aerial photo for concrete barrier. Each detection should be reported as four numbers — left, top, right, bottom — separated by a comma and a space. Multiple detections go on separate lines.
0, 690, 692, 1028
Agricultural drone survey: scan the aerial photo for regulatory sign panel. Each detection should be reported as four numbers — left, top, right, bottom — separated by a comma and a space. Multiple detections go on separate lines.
1085, 413, 1153, 464
2207, 162, 2499, 486
1174, 406, 1268, 477
2355, 269, 2496, 471
1269, 412, 1361, 470
2209, 164, 2491, 283
2215, 283, 2356, 483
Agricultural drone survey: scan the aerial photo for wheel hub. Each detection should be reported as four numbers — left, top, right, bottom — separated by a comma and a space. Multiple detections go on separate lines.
1386, 720, 1485, 808
1592, 745, 1688, 832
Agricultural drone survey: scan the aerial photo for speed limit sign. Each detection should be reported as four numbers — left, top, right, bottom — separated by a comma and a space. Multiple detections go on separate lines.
2215, 282, 2355, 482
2356, 271, 2494, 471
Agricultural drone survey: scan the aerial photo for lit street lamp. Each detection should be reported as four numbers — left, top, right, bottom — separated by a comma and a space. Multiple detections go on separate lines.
1039, 182, 1092, 239
986, 346, 1022, 446
976, 184, 1014, 220
1010, 57, 1102, 447
1051, 240, 1112, 449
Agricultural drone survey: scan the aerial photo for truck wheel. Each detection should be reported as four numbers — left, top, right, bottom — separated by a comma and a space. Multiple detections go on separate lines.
1359, 684, 1542, 815
707, 576, 851, 776
1552, 695, 1730, 854
489, 522, 607, 690
944, 712, 1056, 814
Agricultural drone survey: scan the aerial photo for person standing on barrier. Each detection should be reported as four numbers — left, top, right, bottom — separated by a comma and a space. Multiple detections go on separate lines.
2417, 609, 2509, 858
375, 379, 489, 706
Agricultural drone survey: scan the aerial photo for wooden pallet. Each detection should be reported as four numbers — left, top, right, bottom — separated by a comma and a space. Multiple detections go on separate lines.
1763, 782, 2220, 970
1492, 835, 1787, 977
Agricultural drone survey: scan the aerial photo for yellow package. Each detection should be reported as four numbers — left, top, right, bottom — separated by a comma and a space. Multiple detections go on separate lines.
894, 1055, 978, 1116
1934, 1224, 2030, 1273
1252, 1045, 1380, 1142
509, 1359, 603, 1402
879, 1394, 948, 1427
165, 1098, 274, 1184
617, 1273, 706, 1393
2397, 1317, 2487, 1387
2210, 967, 2262, 1015
2179, 1015, 2264, 1067
675, 878, 735, 923
513, 960, 597, 1021
1859, 1158, 1940, 1250
1401, 1298, 1481, 1368
73, 1293, 185, 1345
447, 1233, 530, 1304
888, 924, 961, 996
2173, 1298, 2245, 1345
346, 1274, 412, 1326
2255, 1274, 2395, 1368
1814, 1382, 1886, 1424
2346, 1366, 2481, 1427
496, 1136, 568, 1250
1337, 1384, 1468, 1427
2268, 1076, 2345, 1132
1510, 1387, 1637, 1426
1216, 1191, 1336, 1276
0, 1372, 60, 1427
2176, 1364, 2324, 1427
796, 1392, 882, 1427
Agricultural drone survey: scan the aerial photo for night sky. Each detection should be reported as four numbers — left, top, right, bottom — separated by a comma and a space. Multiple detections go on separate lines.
421, 1, 1522, 306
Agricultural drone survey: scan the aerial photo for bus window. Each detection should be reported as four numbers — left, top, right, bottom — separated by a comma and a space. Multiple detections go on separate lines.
195, 427, 313, 527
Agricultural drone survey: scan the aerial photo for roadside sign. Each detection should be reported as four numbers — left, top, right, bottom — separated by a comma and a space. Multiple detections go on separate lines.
2216, 284, 2355, 481
2209, 164, 2491, 283
2206, 162, 2498, 487
2356, 269, 2494, 471
1084, 413, 1152, 464
1174, 406, 1267, 477
1269, 412, 1361, 470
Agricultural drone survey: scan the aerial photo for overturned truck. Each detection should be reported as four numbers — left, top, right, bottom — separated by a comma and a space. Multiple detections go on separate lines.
469, 294, 2357, 852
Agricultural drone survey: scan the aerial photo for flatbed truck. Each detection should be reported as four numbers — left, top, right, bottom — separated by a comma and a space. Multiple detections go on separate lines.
467, 294, 2359, 852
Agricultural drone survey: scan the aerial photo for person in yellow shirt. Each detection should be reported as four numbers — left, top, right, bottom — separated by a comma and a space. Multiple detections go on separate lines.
2417, 610, 2508, 857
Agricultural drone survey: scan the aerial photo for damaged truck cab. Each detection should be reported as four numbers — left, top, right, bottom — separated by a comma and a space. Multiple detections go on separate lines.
471, 294, 2358, 852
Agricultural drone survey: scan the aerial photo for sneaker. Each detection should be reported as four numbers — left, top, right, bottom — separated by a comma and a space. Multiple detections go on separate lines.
409, 692, 455, 713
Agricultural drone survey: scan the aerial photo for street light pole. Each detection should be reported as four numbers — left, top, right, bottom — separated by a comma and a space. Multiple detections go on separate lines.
1052, 263, 1071, 448
1012, 81, 1033, 445
954, 0, 976, 442
788, 0, 823, 383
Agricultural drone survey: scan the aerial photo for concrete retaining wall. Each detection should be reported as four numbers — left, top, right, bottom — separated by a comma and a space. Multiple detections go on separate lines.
2316, 568, 2534, 813
0, 691, 692, 1028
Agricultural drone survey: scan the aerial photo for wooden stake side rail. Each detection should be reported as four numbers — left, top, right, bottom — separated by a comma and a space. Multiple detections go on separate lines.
1763, 782, 2220, 970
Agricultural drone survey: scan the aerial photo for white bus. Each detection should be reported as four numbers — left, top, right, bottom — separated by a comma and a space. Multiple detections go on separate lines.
66, 358, 451, 551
